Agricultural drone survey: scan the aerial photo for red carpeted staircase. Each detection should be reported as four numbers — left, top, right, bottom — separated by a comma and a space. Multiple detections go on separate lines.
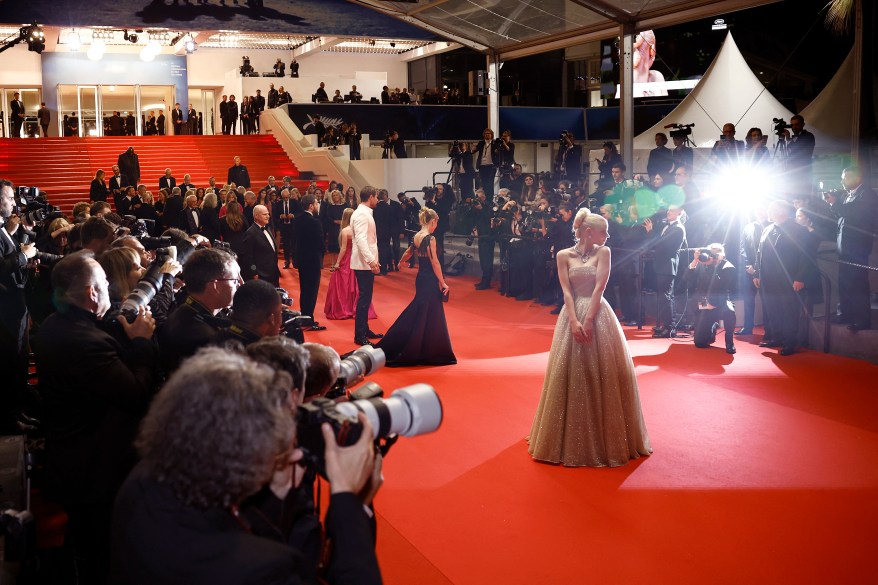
0, 135, 323, 215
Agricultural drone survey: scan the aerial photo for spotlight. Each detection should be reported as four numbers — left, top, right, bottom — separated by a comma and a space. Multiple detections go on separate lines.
390, 42, 396, 48
124, 29, 138, 44
22, 23, 45, 54
67, 30, 82, 52
184, 38, 196, 54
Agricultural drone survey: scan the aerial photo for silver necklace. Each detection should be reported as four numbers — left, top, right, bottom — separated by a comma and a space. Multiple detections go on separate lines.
574, 244, 595, 264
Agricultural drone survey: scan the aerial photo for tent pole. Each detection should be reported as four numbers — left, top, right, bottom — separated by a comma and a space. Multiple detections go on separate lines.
620, 24, 635, 176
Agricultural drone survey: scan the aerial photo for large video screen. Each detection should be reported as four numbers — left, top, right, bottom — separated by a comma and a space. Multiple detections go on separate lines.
601, 27, 717, 101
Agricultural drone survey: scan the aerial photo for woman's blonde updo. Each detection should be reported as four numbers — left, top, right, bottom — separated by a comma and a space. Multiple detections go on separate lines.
419, 207, 438, 227
572, 208, 608, 240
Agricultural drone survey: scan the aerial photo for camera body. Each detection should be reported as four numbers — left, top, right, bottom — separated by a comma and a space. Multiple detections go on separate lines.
772, 117, 792, 137
697, 249, 718, 263
296, 382, 442, 478
275, 286, 312, 343
668, 123, 694, 140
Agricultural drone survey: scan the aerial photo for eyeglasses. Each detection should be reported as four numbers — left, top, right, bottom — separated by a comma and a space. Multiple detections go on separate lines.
214, 275, 243, 285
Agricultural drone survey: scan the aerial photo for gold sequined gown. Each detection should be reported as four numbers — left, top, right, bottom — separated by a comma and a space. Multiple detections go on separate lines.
528, 264, 652, 467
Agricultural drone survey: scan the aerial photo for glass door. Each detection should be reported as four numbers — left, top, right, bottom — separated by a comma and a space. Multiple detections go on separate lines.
78, 85, 99, 137
101, 85, 137, 136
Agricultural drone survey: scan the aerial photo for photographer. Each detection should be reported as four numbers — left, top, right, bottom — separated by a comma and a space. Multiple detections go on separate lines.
427, 183, 453, 263
556, 132, 582, 184
398, 193, 420, 266
646, 133, 674, 180
686, 243, 737, 354
496, 130, 517, 191
474, 128, 500, 199
449, 141, 475, 201
99, 245, 182, 326
381, 130, 406, 159
544, 204, 575, 312
110, 347, 382, 585
471, 189, 496, 290
710, 123, 745, 168
158, 248, 241, 373
1, 179, 37, 431
215, 280, 284, 346
782, 115, 816, 189
33, 251, 158, 582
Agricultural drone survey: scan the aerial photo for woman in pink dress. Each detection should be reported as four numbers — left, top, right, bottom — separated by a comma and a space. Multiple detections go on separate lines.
324, 208, 377, 320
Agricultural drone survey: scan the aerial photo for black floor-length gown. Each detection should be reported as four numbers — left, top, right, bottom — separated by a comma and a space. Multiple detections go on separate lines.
376, 234, 456, 367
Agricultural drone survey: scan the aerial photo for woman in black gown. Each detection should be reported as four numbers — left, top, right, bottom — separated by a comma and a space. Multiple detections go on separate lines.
376, 208, 456, 367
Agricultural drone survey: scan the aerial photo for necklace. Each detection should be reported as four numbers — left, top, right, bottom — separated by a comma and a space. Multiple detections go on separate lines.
574, 244, 595, 264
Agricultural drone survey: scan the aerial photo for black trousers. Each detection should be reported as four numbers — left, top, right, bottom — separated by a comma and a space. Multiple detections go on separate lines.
740, 276, 758, 330
279, 224, 295, 266
354, 270, 375, 339
694, 305, 735, 348
478, 166, 496, 200
837, 255, 871, 326
762, 276, 802, 350
477, 236, 495, 285
655, 273, 676, 329
508, 239, 534, 297
298, 263, 320, 318
390, 231, 402, 268
377, 236, 392, 273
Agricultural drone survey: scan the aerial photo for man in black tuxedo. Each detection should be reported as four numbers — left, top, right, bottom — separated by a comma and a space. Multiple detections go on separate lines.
646, 205, 686, 337
109, 164, 129, 204
117, 186, 141, 217
228, 156, 251, 188
294, 195, 326, 328
267, 84, 279, 109
449, 141, 475, 201
241, 204, 280, 286
125, 112, 135, 136
374, 190, 393, 274
171, 103, 184, 135
117, 147, 140, 187
109, 111, 124, 136
824, 166, 876, 331
159, 168, 176, 193
219, 95, 230, 134
183, 194, 202, 236
180, 173, 196, 194
161, 188, 184, 232
227, 95, 239, 135
253, 89, 265, 133
187, 105, 197, 135
557, 132, 583, 184
273, 188, 299, 269
33, 251, 157, 583
0, 180, 37, 431
646, 132, 673, 180
754, 200, 809, 355
9, 92, 24, 138
314, 82, 328, 103
156, 111, 166, 135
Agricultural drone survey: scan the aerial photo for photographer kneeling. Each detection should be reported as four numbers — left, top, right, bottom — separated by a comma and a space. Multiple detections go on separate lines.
686, 243, 737, 354
110, 347, 382, 584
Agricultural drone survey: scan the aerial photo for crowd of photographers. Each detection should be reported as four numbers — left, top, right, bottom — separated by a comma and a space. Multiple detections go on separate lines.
0, 174, 443, 583
443, 116, 875, 355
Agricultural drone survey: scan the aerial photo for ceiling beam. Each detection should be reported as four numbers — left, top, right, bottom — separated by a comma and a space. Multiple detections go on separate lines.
294, 36, 342, 57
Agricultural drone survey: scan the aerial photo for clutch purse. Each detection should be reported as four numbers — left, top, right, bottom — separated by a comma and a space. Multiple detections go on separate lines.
441, 288, 450, 303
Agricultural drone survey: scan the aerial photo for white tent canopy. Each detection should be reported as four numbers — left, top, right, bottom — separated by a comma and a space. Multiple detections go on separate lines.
801, 48, 855, 153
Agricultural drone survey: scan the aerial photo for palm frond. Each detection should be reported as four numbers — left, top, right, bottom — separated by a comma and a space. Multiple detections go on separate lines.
824, 0, 854, 35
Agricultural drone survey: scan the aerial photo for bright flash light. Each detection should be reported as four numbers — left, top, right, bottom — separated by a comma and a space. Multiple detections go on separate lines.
708, 163, 775, 214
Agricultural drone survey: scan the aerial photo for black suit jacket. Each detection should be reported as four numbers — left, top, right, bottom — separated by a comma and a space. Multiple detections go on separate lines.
241, 223, 281, 285
474, 140, 500, 169
109, 174, 129, 194
161, 195, 184, 231
111, 461, 381, 585
90, 179, 110, 202
200, 207, 221, 241
159, 176, 177, 192
156, 114, 166, 135
294, 212, 324, 269
0, 226, 29, 353
831, 184, 877, 259
756, 220, 809, 285
171, 108, 184, 132
651, 221, 686, 276
184, 207, 202, 236
117, 152, 141, 185
33, 306, 157, 506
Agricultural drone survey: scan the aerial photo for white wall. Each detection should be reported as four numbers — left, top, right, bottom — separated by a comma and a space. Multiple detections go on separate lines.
0, 45, 43, 86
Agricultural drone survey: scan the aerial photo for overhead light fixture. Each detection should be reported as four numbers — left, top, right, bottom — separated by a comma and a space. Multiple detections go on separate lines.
140, 45, 156, 61
88, 39, 106, 61
184, 36, 197, 54
67, 29, 82, 52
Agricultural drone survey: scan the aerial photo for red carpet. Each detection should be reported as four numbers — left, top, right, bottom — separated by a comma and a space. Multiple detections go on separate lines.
282, 264, 878, 585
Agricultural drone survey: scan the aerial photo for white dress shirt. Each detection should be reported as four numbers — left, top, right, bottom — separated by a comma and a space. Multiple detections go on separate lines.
350, 205, 377, 270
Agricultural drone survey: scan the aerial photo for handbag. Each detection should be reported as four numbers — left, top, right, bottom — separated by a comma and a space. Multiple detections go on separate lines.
441, 288, 450, 303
